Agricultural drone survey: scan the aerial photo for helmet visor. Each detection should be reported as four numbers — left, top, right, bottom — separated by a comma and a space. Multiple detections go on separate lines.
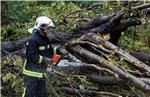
42, 25, 55, 33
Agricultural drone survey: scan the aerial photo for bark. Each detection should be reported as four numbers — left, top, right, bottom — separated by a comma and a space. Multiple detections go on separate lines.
73, 3, 150, 45
129, 51, 150, 65
87, 75, 125, 85
88, 18, 141, 45
1, 37, 149, 66
132, 3, 150, 10
75, 15, 112, 31
1, 32, 74, 53
75, 3, 150, 32
87, 75, 150, 85
84, 33, 150, 72
69, 45, 150, 93
59, 87, 122, 97
145, 8, 150, 16
1, 37, 28, 52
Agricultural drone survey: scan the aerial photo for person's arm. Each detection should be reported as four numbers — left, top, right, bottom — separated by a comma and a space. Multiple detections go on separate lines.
52, 47, 60, 55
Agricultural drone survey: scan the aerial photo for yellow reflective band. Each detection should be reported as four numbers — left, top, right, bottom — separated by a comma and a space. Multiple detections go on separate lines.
26, 42, 29, 46
39, 46, 46, 50
22, 87, 26, 97
38, 55, 43, 64
47, 45, 50, 49
23, 60, 43, 78
23, 70, 43, 78
53, 47, 57, 55
23, 60, 27, 67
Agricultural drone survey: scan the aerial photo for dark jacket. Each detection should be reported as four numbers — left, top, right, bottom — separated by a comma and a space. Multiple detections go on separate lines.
23, 30, 59, 78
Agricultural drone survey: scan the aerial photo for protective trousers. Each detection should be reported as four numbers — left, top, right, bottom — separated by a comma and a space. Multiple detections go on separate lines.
22, 76, 48, 97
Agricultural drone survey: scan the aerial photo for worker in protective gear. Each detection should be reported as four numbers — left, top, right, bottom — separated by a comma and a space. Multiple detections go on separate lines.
22, 16, 61, 97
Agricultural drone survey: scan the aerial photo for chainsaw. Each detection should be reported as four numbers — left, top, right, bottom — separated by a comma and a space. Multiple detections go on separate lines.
46, 59, 85, 73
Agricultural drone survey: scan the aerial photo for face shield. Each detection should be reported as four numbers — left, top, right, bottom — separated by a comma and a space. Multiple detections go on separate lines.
40, 24, 55, 34
44, 26, 55, 33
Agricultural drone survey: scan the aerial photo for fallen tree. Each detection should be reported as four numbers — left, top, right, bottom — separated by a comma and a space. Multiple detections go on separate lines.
1, 2, 150, 97
1, 32, 150, 66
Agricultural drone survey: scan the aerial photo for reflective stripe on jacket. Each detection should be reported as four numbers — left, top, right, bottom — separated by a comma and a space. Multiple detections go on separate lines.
23, 32, 59, 78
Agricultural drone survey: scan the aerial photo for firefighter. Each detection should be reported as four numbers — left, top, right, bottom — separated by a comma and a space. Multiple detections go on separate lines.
22, 16, 60, 97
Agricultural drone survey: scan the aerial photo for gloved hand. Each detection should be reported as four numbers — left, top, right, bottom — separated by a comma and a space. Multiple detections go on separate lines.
51, 54, 61, 63
44, 57, 51, 65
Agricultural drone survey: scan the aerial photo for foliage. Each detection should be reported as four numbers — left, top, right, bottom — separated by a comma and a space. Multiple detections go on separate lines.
1, 1, 100, 41
1, 56, 24, 97
119, 23, 150, 51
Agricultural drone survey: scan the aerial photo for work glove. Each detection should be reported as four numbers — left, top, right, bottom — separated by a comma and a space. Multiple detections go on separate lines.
51, 54, 61, 63
44, 56, 59, 69
43, 57, 51, 65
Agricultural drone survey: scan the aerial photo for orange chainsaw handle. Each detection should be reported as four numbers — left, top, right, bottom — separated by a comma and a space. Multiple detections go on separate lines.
51, 54, 61, 63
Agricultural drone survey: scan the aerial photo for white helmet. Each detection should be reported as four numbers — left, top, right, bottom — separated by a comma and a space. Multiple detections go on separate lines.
28, 16, 55, 33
